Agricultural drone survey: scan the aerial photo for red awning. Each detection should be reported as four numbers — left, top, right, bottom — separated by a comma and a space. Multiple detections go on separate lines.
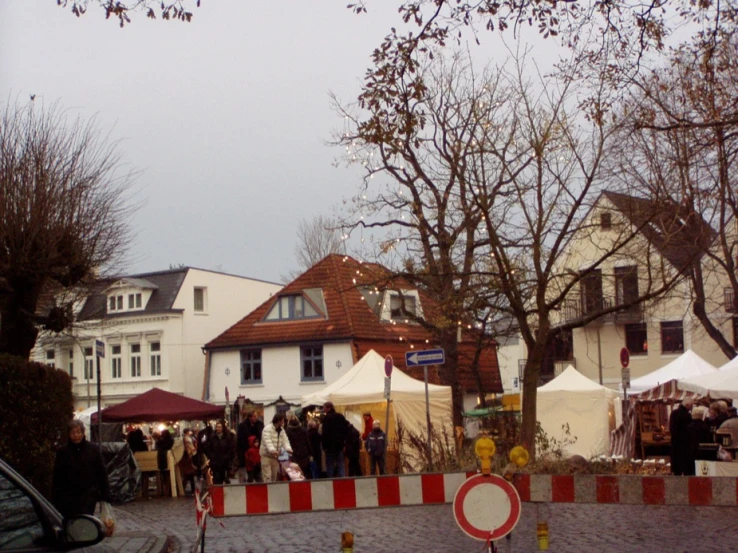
91, 387, 224, 423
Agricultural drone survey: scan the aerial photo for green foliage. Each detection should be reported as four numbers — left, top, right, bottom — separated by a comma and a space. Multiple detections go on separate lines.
0, 354, 74, 498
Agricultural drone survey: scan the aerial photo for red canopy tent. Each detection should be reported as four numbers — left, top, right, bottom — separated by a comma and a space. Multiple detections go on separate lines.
91, 387, 224, 423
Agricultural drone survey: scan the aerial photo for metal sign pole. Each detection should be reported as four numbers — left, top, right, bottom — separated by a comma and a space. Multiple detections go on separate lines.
96, 355, 102, 443
424, 365, 432, 471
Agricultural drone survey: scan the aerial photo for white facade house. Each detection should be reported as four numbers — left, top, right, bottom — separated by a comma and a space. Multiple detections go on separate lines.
32, 267, 281, 409
203, 254, 502, 422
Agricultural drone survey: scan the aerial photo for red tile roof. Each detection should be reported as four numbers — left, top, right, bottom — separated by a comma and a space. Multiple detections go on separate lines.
205, 254, 502, 394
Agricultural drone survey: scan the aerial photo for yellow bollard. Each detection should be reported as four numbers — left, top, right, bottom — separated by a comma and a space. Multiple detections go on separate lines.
341, 531, 354, 553
536, 521, 549, 551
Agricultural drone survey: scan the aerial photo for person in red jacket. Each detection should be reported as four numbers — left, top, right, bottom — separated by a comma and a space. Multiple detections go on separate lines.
245, 436, 262, 483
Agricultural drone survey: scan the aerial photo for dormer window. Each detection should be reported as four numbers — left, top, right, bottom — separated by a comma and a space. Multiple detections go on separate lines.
108, 295, 124, 312
600, 212, 612, 230
390, 294, 417, 320
264, 294, 321, 321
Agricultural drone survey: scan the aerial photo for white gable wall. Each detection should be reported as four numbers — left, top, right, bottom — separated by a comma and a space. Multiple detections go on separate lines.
173, 269, 281, 398
208, 342, 355, 421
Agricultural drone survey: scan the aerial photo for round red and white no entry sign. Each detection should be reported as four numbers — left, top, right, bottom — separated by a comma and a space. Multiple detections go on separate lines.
453, 474, 521, 541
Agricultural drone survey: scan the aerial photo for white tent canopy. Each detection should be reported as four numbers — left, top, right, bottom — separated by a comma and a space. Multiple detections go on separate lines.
679, 356, 738, 398
301, 349, 454, 470
537, 365, 620, 458
625, 349, 717, 394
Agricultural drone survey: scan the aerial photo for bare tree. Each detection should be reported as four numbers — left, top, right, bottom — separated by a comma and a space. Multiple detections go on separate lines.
294, 216, 344, 271
335, 50, 688, 452
281, 215, 345, 283
612, 39, 738, 359
0, 101, 136, 359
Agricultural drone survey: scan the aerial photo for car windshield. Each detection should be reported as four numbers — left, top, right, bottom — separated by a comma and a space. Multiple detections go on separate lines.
0, 470, 46, 551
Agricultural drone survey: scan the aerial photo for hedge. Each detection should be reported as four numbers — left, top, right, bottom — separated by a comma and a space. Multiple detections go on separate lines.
0, 354, 74, 498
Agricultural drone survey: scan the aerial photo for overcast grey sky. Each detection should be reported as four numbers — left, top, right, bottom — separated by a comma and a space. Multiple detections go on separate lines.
1, 1, 568, 283
0, 1, 408, 282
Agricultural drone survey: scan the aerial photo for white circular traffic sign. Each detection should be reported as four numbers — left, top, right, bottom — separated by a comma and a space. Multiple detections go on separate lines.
453, 474, 521, 541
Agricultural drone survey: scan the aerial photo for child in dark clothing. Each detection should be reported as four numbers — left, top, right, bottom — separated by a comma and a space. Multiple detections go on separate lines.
245, 436, 262, 483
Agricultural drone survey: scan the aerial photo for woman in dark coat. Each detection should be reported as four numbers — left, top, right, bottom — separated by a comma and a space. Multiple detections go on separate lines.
52, 420, 110, 518
285, 417, 311, 479
346, 424, 363, 477
208, 419, 235, 484
126, 428, 148, 452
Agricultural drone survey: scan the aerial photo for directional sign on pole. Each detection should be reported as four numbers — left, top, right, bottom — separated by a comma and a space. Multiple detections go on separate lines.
95, 339, 105, 358
453, 474, 522, 542
405, 348, 445, 367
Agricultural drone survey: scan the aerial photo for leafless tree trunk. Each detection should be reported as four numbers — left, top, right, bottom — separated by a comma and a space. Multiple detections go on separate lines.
335, 50, 686, 453
0, 101, 136, 359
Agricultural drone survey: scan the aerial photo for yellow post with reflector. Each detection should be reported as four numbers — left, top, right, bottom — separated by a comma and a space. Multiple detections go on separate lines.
473, 436, 496, 475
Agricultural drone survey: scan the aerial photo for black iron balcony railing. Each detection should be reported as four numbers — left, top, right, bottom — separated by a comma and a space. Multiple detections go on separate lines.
562, 295, 643, 324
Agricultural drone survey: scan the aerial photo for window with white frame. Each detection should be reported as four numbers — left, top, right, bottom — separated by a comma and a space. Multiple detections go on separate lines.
300, 346, 323, 382
68, 349, 74, 379
194, 287, 206, 313
108, 295, 124, 312
241, 349, 262, 384
128, 293, 142, 309
84, 347, 94, 380
661, 321, 684, 354
45, 350, 55, 368
111, 345, 122, 379
130, 343, 141, 377
150, 342, 161, 376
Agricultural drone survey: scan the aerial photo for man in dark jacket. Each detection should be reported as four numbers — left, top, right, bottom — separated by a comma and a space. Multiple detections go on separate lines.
321, 401, 348, 477
365, 420, 387, 475
669, 397, 694, 475
52, 420, 110, 518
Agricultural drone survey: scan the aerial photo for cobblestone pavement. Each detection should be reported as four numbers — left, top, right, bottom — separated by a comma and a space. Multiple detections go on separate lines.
114, 496, 738, 553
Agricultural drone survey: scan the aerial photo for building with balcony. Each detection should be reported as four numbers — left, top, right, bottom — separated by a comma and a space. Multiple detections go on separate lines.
522, 191, 732, 390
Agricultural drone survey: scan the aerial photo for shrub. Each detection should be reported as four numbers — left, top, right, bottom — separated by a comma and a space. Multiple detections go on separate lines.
0, 354, 74, 498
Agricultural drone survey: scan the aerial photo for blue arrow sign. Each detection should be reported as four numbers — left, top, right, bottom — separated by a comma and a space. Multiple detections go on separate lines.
405, 348, 445, 367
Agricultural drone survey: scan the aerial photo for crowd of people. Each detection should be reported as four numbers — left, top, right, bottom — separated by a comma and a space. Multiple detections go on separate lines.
151, 401, 389, 486
669, 398, 737, 475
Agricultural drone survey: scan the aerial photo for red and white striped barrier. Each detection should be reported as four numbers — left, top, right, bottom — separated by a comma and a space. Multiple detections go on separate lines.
210, 472, 475, 517
209, 473, 738, 517
513, 474, 738, 506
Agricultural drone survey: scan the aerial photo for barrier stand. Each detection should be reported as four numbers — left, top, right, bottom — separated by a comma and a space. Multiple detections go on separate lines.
341, 531, 354, 553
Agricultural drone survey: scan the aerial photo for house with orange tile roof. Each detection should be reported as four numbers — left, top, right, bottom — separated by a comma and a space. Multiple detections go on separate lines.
202, 254, 502, 422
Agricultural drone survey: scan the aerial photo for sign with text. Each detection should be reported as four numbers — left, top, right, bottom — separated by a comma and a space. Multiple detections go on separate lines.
405, 348, 445, 367
384, 377, 391, 400
384, 355, 393, 378
95, 339, 105, 358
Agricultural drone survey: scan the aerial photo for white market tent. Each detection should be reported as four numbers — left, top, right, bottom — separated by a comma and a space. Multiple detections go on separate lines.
678, 355, 738, 398
301, 349, 454, 469
625, 349, 717, 394
537, 365, 620, 458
